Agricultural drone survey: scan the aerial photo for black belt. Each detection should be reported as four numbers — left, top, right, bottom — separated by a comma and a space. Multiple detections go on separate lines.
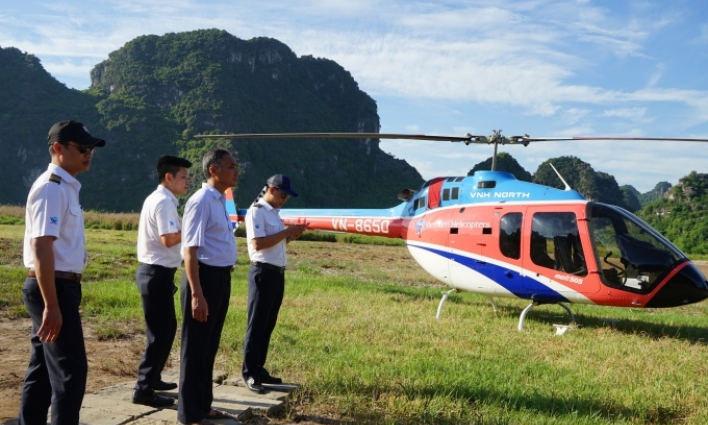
139, 263, 177, 272
27, 269, 82, 283
198, 262, 234, 272
251, 261, 286, 274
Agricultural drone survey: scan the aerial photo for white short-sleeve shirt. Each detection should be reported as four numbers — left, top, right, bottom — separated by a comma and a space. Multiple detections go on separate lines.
137, 185, 182, 268
182, 183, 237, 267
23, 163, 86, 274
246, 198, 286, 267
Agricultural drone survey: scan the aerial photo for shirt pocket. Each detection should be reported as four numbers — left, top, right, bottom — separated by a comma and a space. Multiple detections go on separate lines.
69, 205, 83, 238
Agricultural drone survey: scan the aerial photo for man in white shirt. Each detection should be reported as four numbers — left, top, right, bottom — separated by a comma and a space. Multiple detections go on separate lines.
178, 149, 239, 425
242, 174, 306, 394
20, 120, 105, 425
132, 155, 192, 408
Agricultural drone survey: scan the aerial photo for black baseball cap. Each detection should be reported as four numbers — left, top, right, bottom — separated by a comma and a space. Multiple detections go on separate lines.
267, 174, 298, 197
47, 120, 106, 147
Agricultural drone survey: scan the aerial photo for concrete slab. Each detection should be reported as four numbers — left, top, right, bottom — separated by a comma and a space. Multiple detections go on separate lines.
79, 406, 139, 425
5, 370, 296, 425
222, 376, 300, 398
211, 385, 283, 415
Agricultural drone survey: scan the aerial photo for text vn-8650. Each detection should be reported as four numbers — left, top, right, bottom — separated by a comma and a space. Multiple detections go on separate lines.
331, 218, 391, 234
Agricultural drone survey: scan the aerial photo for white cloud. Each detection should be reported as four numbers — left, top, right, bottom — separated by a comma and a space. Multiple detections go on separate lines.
600, 107, 647, 121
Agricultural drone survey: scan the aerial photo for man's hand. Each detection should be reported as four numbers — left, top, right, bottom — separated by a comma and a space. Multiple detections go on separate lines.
37, 306, 62, 343
191, 293, 209, 322
31, 236, 61, 344
288, 223, 307, 240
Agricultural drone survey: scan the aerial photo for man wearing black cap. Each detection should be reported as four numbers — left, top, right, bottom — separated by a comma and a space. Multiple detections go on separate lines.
19, 120, 105, 425
242, 174, 307, 394
132, 155, 192, 408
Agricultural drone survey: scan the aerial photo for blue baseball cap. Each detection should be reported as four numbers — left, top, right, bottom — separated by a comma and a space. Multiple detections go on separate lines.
267, 174, 298, 197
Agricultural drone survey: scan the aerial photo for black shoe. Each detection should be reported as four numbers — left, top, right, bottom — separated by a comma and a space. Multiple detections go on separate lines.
244, 376, 265, 394
260, 371, 283, 385
152, 380, 178, 391
132, 389, 175, 407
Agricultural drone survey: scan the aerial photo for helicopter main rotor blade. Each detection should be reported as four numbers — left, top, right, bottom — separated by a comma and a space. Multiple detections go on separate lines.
194, 132, 708, 144
520, 136, 708, 142
194, 132, 473, 142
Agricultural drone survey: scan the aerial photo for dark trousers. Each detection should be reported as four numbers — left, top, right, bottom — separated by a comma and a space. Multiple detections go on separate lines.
135, 263, 177, 391
19, 278, 87, 425
242, 265, 284, 379
177, 263, 231, 424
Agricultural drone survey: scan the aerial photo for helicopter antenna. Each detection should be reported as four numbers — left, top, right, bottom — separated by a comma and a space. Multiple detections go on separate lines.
549, 163, 572, 191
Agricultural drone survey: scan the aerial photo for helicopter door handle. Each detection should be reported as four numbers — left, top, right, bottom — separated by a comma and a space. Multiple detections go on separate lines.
476, 242, 486, 246
504, 271, 513, 278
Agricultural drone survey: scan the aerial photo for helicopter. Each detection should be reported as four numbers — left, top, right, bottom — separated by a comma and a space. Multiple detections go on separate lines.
203, 130, 708, 331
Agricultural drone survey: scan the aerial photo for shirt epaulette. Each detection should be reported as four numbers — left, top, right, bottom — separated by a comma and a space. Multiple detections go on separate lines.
48, 174, 62, 184
252, 203, 262, 208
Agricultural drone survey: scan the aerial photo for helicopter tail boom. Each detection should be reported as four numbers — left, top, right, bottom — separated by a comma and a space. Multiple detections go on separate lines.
278, 208, 407, 239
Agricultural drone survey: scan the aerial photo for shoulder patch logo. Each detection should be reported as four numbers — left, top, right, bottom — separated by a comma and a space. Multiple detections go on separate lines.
169, 220, 175, 226
255, 224, 260, 229
50, 217, 58, 225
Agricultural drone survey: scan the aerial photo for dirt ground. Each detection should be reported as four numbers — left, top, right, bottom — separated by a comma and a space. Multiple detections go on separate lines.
3, 261, 708, 422
0, 317, 146, 421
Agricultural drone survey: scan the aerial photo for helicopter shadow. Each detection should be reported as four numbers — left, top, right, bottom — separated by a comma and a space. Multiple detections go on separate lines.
377, 286, 708, 344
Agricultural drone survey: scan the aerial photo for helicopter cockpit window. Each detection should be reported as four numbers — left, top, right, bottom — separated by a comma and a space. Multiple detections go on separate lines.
454, 177, 464, 182
446, 177, 456, 182
500, 213, 522, 260
415, 195, 426, 211
589, 203, 681, 293
530, 212, 587, 276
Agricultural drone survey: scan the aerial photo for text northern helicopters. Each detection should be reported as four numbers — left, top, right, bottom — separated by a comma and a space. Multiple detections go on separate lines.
198, 130, 708, 331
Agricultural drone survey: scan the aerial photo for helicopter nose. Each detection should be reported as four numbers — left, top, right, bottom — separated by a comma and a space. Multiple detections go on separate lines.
646, 262, 708, 308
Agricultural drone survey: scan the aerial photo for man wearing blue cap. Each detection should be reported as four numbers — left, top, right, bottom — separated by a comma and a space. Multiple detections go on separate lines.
242, 174, 306, 394
20, 120, 105, 425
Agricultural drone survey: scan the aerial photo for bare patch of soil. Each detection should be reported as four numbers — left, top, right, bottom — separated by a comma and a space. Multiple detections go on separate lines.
0, 317, 145, 422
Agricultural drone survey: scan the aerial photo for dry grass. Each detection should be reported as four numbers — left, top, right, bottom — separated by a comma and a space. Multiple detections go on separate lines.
0, 204, 140, 230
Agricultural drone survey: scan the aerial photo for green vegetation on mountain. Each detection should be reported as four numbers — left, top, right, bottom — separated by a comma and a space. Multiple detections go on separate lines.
620, 185, 642, 212
638, 172, 708, 254
638, 181, 672, 206
468, 152, 532, 182
0, 30, 423, 211
0, 46, 100, 206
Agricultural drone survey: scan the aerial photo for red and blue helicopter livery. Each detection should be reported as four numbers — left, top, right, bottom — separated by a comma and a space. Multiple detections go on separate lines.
213, 131, 708, 330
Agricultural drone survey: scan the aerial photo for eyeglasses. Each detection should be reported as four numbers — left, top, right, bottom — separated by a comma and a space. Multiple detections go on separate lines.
273, 187, 290, 200
63, 142, 95, 154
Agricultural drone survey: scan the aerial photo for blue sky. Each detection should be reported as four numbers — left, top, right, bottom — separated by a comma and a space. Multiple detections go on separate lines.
2, 0, 708, 192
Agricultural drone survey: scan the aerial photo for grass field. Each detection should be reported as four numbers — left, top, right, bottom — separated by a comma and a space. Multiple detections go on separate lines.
3, 223, 708, 424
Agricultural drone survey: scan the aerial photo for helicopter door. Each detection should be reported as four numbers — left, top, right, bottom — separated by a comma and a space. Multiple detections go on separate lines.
488, 209, 525, 296
523, 209, 597, 298
448, 206, 498, 294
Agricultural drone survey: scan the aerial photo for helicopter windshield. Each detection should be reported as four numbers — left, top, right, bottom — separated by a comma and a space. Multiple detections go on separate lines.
588, 203, 684, 293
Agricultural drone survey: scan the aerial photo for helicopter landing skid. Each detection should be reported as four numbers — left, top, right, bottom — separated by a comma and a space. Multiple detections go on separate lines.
435, 288, 459, 319
436, 290, 498, 319
518, 301, 575, 332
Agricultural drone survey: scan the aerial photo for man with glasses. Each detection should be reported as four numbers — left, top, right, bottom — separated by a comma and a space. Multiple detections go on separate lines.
242, 174, 306, 394
20, 120, 105, 425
